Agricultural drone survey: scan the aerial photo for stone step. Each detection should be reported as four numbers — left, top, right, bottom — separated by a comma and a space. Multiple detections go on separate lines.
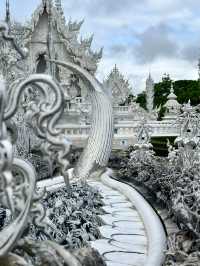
89, 181, 148, 266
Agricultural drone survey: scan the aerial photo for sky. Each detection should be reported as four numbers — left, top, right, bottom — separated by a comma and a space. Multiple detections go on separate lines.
0, 0, 200, 94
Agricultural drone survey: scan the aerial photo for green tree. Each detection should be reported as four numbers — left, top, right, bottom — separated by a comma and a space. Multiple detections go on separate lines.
174, 80, 200, 105
136, 74, 200, 119
136, 92, 146, 109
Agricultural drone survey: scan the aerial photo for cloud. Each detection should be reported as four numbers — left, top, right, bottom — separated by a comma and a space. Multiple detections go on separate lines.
64, 0, 144, 17
134, 23, 179, 63
181, 45, 200, 62
0, 0, 199, 94
109, 45, 129, 57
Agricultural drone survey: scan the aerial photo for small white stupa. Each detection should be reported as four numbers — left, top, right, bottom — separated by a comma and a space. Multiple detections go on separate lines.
163, 83, 181, 120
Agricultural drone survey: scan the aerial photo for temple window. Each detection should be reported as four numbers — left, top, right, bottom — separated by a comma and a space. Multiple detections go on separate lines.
121, 140, 128, 146
114, 128, 118, 134
36, 53, 47, 73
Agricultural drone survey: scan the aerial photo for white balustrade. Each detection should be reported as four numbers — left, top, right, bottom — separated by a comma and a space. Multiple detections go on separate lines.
57, 120, 180, 150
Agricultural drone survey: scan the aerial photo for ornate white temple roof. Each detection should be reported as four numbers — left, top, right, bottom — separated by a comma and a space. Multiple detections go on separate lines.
104, 65, 132, 105
6, 0, 102, 75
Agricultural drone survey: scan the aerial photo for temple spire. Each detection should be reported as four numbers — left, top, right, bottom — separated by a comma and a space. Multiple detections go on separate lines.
5, 0, 11, 25
113, 64, 118, 74
146, 73, 154, 112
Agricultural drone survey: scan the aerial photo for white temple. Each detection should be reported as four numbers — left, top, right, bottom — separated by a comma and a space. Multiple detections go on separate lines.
1, 0, 181, 150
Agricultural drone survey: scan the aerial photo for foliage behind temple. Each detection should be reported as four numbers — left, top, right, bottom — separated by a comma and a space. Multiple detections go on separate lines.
136, 75, 200, 118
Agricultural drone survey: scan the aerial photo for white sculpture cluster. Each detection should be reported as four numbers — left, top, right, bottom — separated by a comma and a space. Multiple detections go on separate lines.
130, 119, 154, 163
117, 120, 155, 185
118, 97, 200, 265
163, 84, 181, 121
0, 19, 113, 265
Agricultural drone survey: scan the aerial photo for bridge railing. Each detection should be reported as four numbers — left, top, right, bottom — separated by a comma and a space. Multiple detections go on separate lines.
57, 121, 180, 138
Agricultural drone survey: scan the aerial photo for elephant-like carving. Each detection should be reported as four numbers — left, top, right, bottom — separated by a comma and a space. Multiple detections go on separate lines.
50, 60, 114, 180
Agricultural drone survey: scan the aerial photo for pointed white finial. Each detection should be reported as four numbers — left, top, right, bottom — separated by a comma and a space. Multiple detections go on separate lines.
148, 72, 152, 80
170, 83, 174, 93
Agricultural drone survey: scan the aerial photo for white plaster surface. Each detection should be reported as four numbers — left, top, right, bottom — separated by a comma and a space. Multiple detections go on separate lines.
99, 172, 167, 266
89, 181, 148, 266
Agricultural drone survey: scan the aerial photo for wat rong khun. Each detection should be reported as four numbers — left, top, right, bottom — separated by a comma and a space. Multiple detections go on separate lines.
1, 1, 200, 266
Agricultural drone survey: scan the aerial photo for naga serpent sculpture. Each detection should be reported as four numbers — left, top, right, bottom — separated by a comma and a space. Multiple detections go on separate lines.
50, 60, 114, 181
